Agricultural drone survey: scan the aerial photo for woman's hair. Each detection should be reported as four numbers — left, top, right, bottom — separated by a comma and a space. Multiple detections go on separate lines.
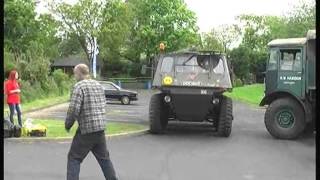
8, 70, 17, 81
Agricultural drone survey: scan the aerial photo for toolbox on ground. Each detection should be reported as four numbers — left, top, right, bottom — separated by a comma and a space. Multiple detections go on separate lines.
23, 119, 47, 137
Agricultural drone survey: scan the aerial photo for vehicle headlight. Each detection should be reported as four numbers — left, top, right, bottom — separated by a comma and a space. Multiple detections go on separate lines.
212, 98, 219, 104
164, 95, 171, 103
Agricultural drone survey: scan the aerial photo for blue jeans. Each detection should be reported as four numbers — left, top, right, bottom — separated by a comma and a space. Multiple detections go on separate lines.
8, 103, 22, 127
67, 130, 118, 180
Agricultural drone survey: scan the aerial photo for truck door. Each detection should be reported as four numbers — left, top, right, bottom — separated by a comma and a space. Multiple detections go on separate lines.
265, 48, 278, 94
277, 48, 303, 97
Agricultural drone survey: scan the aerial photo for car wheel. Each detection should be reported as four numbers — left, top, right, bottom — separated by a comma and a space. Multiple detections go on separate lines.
121, 96, 130, 105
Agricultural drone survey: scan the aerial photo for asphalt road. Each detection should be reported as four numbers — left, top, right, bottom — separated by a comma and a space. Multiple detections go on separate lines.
4, 90, 315, 180
25, 89, 154, 124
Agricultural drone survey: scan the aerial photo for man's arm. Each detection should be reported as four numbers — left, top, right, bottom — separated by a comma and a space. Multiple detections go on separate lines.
65, 85, 83, 130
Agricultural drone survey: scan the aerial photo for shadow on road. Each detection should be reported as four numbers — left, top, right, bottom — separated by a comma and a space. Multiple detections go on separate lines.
107, 102, 140, 106
150, 121, 219, 137
147, 121, 316, 144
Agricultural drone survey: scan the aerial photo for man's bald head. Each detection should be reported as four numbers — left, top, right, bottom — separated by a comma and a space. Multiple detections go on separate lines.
74, 64, 90, 81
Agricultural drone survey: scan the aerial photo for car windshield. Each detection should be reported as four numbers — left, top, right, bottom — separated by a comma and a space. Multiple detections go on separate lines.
112, 83, 121, 90
99, 81, 121, 90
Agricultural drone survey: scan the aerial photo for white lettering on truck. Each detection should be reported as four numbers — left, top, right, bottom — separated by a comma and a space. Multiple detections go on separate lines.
279, 76, 301, 81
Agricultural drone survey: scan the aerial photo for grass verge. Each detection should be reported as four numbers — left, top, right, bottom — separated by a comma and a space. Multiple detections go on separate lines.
224, 84, 264, 106
4, 94, 70, 113
21, 119, 147, 138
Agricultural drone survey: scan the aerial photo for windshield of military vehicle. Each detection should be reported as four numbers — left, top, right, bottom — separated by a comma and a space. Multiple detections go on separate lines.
160, 54, 224, 74
161, 57, 174, 73
155, 53, 232, 88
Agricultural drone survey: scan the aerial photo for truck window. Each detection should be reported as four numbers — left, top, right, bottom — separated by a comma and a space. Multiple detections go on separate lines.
280, 49, 302, 71
161, 57, 174, 73
268, 49, 278, 70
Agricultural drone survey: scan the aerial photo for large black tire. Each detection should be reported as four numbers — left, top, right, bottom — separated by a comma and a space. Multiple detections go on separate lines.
217, 96, 233, 137
265, 98, 306, 139
149, 94, 168, 134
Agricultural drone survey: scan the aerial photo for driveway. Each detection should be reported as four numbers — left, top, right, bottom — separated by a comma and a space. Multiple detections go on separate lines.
24, 89, 154, 124
4, 94, 315, 180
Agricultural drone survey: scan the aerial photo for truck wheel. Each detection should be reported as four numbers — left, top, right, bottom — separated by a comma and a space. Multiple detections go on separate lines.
121, 96, 130, 105
217, 96, 233, 137
149, 94, 168, 134
265, 98, 306, 139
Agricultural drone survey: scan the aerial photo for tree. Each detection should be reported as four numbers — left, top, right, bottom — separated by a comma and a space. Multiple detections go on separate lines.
236, 14, 272, 53
229, 46, 251, 81
98, 0, 130, 63
50, 0, 106, 63
200, 32, 224, 52
236, 0, 315, 52
213, 24, 241, 53
125, 0, 200, 62
4, 0, 39, 57
37, 14, 61, 61
50, 0, 131, 72
59, 32, 83, 57
285, 0, 315, 37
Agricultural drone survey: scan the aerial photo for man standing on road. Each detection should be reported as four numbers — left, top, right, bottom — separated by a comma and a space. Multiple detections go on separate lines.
65, 64, 118, 180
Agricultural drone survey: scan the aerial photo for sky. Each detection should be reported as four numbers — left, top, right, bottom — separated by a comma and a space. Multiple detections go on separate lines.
184, 0, 313, 32
36, 0, 313, 33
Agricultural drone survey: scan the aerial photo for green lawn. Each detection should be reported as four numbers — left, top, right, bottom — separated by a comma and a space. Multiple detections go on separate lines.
4, 94, 70, 113
21, 119, 147, 138
225, 84, 265, 106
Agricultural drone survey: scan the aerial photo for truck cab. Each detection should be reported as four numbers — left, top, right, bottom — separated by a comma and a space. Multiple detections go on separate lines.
260, 30, 315, 139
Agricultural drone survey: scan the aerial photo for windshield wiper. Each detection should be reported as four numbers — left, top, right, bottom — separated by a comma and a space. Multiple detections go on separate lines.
182, 54, 196, 65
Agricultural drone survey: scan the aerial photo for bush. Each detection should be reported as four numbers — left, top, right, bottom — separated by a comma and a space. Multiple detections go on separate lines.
4, 47, 74, 106
20, 80, 45, 103
52, 69, 68, 83
52, 69, 70, 95
234, 78, 244, 87
42, 77, 59, 96
242, 73, 256, 85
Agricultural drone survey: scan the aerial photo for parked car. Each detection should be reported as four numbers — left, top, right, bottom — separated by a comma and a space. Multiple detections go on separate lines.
98, 81, 138, 105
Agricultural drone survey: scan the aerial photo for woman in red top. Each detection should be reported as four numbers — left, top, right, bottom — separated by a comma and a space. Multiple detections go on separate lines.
5, 70, 22, 127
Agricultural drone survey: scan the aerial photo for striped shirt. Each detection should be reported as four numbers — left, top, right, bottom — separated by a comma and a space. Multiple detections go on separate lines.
65, 79, 106, 134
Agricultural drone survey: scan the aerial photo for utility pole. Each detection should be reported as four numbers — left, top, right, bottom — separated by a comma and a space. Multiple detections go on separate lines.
92, 37, 99, 79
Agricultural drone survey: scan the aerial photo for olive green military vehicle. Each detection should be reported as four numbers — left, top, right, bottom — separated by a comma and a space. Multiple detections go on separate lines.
149, 50, 234, 137
260, 30, 316, 139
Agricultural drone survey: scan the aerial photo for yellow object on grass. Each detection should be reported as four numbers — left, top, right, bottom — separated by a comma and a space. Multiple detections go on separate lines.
22, 120, 47, 137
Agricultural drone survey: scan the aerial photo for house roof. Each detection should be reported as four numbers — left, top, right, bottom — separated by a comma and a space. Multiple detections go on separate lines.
52, 56, 101, 67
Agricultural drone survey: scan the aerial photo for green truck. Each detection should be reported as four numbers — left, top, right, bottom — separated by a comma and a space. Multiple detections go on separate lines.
260, 30, 316, 139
